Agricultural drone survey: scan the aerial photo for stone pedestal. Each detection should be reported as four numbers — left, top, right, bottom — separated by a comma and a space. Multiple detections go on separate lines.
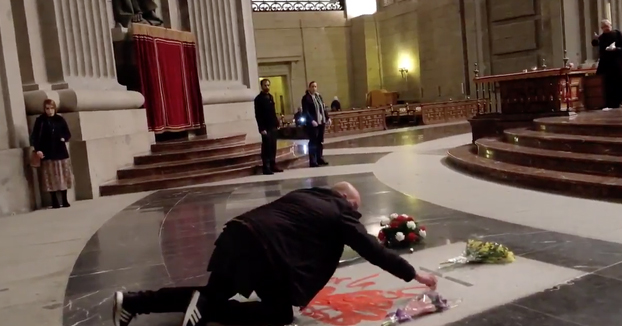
28, 109, 154, 200
185, 0, 260, 142
11, 0, 152, 207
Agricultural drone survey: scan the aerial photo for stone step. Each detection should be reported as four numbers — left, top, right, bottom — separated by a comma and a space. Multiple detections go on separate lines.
534, 111, 622, 137
149, 133, 246, 153
447, 144, 622, 201
117, 146, 293, 179
476, 137, 622, 177
100, 151, 303, 196
504, 128, 622, 156
135, 142, 259, 165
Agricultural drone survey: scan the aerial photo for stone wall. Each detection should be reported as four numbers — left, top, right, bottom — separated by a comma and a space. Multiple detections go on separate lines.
253, 12, 351, 111
376, 1, 420, 102
252, 0, 601, 105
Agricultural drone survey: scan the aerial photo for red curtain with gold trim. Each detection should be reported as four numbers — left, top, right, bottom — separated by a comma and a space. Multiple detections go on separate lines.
132, 24, 204, 133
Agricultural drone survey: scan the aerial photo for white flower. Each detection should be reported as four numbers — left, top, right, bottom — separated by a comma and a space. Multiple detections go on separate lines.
389, 213, 398, 219
395, 232, 405, 241
419, 230, 427, 239
379, 216, 391, 226
406, 221, 416, 230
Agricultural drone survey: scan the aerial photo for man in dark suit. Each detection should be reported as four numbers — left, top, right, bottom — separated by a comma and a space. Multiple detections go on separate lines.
302, 81, 330, 167
254, 79, 282, 175
111, 182, 437, 326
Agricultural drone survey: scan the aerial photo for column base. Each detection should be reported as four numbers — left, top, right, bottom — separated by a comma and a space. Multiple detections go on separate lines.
23, 88, 144, 115
0, 147, 35, 216
27, 109, 154, 200
201, 87, 256, 105
202, 100, 260, 143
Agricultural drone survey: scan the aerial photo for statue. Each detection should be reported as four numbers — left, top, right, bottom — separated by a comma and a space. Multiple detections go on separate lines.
112, 0, 164, 28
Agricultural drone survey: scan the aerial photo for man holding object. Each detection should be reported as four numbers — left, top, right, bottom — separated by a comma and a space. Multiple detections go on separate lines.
254, 79, 282, 175
592, 19, 622, 108
111, 182, 437, 326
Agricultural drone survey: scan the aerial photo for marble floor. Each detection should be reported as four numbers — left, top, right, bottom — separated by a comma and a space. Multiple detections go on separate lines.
4, 122, 622, 326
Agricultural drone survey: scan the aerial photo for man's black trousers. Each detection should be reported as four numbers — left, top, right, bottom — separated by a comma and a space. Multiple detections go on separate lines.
261, 129, 278, 168
126, 223, 294, 325
306, 124, 325, 165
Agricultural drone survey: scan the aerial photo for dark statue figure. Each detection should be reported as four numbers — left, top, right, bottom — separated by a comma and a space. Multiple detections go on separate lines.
112, 0, 164, 28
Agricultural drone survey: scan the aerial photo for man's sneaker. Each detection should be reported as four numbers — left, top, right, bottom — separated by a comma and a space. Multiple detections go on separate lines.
112, 291, 136, 326
181, 290, 206, 326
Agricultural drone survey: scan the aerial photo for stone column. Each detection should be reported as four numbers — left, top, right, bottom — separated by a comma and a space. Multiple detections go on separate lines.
0, 0, 35, 215
185, 0, 260, 140
0, 3, 30, 150
18, 0, 144, 114
188, 0, 258, 100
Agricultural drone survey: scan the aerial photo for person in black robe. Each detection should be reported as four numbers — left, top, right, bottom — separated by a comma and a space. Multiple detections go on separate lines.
592, 19, 622, 108
331, 96, 342, 111
254, 79, 282, 175
110, 182, 438, 326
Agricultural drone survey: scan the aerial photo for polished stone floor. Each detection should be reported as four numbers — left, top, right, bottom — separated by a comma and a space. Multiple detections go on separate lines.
60, 124, 622, 326
65, 172, 622, 326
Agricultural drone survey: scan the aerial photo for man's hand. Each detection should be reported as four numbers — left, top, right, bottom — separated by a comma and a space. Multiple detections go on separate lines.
60, 138, 65, 142
36, 151, 44, 159
311, 120, 318, 127
414, 273, 437, 290
327, 119, 332, 126
594, 32, 600, 39
260, 130, 267, 135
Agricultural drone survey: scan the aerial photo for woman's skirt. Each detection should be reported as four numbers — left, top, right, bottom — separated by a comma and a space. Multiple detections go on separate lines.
41, 159, 73, 192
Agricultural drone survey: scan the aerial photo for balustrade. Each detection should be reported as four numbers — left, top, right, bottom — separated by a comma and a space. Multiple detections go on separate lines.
251, 1, 344, 12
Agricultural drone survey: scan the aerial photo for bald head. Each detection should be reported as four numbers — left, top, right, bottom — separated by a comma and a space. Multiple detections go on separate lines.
331, 182, 361, 210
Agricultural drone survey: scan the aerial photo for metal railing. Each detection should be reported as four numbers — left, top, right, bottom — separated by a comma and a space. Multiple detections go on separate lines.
252, 0, 344, 12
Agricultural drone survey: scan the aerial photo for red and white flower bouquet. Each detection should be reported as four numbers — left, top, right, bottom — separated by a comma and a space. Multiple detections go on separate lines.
377, 213, 426, 248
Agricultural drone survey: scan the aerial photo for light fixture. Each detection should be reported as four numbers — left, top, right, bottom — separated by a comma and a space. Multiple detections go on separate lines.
399, 67, 409, 79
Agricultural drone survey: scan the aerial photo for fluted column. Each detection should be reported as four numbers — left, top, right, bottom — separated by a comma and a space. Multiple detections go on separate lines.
46, 0, 118, 88
15, 0, 143, 114
186, 0, 258, 104
0, 0, 29, 149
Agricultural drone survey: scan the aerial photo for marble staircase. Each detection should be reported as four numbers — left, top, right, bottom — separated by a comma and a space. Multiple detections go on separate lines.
100, 134, 302, 196
447, 110, 622, 200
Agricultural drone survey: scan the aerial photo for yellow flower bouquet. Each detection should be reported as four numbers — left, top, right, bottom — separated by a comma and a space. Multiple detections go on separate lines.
440, 239, 515, 268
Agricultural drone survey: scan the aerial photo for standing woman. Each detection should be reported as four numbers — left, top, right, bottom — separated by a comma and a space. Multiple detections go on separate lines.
31, 99, 73, 208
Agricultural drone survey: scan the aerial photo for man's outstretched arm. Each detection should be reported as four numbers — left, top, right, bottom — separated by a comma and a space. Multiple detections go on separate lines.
340, 212, 416, 282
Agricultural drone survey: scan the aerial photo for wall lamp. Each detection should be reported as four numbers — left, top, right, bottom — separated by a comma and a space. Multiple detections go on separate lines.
399, 67, 409, 79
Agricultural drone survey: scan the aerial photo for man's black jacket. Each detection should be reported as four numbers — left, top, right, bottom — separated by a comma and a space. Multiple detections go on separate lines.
254, 91, 279, 132
301, 91, 329, 126
229, 187, 416, 307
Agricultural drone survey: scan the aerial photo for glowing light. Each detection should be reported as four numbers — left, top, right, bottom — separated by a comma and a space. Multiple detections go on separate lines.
345, 0, 377, 18
397, 54, 414, 72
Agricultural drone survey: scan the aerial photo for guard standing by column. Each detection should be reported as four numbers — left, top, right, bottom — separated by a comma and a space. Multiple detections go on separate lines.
254, 79, 282, 175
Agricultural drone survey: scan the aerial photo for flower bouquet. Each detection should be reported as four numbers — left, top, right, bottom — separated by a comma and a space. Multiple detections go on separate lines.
440, 239, 515, 268
381, 291, 459, 326
377, 213, 426, 249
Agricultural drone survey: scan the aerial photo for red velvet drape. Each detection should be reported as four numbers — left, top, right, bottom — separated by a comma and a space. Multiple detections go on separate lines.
132, 25, 204, 133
